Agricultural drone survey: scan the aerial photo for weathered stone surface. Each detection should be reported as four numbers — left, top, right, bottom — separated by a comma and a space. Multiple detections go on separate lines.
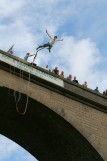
0, 50, 107, 161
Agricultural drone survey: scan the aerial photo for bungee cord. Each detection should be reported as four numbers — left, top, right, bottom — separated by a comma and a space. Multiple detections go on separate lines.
16, 71, 30, 115
15, 66, 30, 115
9, 48, 46, 115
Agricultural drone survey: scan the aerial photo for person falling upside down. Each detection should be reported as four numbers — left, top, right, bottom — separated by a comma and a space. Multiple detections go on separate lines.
36, 29, 64, 52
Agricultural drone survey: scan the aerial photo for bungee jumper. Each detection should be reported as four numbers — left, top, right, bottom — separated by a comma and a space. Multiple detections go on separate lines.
36, 29, 64, 53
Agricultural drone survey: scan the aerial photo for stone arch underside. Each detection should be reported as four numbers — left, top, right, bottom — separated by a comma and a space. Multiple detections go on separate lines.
0, 87, 104, 161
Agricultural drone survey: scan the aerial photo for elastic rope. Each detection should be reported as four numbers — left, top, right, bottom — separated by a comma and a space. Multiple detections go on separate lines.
16, 67, 31, 115
16, 49, 44, 115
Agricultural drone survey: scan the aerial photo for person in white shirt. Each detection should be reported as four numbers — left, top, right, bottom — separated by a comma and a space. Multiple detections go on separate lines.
36, 29, 63, 52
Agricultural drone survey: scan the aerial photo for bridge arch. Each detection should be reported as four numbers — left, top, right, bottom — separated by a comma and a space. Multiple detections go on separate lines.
0, 86, 103, 161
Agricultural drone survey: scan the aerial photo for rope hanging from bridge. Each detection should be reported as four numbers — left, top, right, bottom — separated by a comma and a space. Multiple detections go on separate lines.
33, 47, 49, 63
8, 48, 47, 115
15, 69, 31, 115
16, 48, 46, 114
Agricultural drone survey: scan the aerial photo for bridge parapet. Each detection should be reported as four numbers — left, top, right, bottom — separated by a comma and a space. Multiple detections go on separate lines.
0, 49, 107, 113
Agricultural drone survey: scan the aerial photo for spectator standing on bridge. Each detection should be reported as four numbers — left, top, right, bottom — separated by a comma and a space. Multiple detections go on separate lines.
94, 86, 99, 93
66, 74, 72, 81
73, 76, 79, 84
45, 65, 49, 70
24, 53, 35, 61
82, 81, 88, 88
52, 66, 59, 75
60, 71, 64, 78
7, 44, 14, 54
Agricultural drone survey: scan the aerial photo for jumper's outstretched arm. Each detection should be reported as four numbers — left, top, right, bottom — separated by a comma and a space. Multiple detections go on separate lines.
46, 29, 64, 41
29, 54, 35, 57
56, 39, 64, 41
46, 29, 52, 39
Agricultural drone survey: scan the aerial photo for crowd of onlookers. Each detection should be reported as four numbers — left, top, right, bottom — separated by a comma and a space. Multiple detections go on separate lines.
7, 50, 107, 97
44, 65, 107, 96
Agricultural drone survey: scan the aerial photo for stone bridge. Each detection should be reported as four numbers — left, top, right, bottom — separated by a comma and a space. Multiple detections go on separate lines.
0, 50, 107, 161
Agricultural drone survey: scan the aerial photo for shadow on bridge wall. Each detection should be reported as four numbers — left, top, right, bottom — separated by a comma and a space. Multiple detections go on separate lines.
0, 87, 104, 161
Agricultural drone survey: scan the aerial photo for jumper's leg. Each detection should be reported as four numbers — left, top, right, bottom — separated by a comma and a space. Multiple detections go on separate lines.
36, 45, 43, 50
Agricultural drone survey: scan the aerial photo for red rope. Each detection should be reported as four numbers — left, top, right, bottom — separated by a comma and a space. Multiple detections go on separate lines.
16, 106, 25, 115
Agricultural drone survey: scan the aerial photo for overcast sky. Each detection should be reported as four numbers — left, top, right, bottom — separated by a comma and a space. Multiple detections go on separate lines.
0, 0, 107, 160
